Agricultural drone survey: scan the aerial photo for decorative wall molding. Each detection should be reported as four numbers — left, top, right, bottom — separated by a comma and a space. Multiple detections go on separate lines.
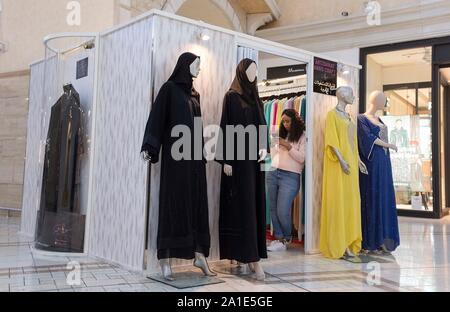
256, 1, 450, 52
0, 69, 29, 78
264, 0, 281, 19
247, 13, 273, 36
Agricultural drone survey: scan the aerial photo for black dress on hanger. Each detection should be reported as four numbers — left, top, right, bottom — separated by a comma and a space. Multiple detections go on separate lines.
141, 52, 210, 260
36, 84, 85, 253
217, 59, 268, 264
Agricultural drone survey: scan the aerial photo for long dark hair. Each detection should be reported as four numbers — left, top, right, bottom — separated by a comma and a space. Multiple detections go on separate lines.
279, 109, 306, 142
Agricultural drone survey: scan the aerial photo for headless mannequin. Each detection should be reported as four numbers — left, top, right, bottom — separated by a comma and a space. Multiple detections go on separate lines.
331, 86, 367, 258
223, 62, 267, 281
141, 58, 216, 280
364, 91, 398, 254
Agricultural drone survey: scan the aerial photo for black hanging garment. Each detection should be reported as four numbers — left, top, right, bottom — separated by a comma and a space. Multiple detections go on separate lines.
217, 59, 268, 264
142, 52, 211, 260
35, 84, 85, 253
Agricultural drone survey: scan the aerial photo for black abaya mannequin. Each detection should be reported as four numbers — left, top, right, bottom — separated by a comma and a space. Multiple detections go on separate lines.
141, 52, 215, 281
217, 59, 268, 281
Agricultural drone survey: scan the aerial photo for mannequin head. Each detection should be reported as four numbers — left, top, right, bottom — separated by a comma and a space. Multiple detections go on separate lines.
246, 62, 258, 83
336, 86, 355, 105
190, 57, 201, 78
368, 90, 387, 111
168, 52, 200, 93
229, 59, 262, 108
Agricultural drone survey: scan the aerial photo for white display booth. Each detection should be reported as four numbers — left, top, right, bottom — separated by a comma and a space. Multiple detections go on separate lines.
22, 10, 360, 272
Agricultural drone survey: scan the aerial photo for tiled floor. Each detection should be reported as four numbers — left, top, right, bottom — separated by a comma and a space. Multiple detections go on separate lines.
0, 214, 449, 292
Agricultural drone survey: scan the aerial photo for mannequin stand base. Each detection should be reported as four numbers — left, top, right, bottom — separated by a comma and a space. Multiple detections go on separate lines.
147, 270, 224, 289
211, 261, 253, 276
341, 254, 392, 264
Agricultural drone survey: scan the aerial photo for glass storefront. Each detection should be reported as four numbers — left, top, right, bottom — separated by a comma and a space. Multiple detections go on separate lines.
383, 83, 433, 211
365, 47, 433, 213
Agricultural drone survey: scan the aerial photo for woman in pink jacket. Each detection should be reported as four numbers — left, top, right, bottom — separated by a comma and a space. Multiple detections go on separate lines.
267, 109, 306, 252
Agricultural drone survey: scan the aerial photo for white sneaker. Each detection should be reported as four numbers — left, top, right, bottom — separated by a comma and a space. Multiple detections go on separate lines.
267, 240, 287, 252
268, 240, 279, 247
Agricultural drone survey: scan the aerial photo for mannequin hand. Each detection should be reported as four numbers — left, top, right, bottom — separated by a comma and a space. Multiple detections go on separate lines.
258, 149, 268, 163
141, 151, 151, 162
389, 144, 398, 153
339, 159, 351, 175
359, 159, 368, 175
224, 164, 233, 177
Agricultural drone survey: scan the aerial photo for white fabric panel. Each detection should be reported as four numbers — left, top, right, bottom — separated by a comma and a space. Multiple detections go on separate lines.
21, 56, 59, 237
88, 17, 154, 270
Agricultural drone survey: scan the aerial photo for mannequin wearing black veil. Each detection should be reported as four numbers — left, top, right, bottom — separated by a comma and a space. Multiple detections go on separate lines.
141, 53, 215, 281
217, 59, 268, 281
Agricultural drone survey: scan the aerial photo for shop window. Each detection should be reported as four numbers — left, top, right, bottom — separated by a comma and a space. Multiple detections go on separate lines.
366, 47, 433, 212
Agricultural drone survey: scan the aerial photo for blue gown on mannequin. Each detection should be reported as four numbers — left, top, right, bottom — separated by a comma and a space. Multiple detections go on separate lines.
357, 115, 400, 252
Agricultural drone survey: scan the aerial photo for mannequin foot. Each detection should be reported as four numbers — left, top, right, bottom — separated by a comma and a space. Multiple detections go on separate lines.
194, 253, 217, 277
345, 248, 356, 258
160, 259, 175, 281
380, 245, 391, 254
251, 262, 265, 281
248, 263, 255, 273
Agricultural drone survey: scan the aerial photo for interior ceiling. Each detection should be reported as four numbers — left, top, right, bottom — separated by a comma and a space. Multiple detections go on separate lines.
369, 47, 432, 67
177, 0, 234, 29
236, 0, 272, 13
441, 67, 450, 83
129, 0, 156, 11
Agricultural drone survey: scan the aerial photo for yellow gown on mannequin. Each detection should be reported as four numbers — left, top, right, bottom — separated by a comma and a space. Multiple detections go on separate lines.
320, 109, 362, 259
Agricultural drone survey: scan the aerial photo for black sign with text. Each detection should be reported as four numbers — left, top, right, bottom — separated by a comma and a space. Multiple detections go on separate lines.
313, 57, 337, 96
267, 64, 307, 80
76, 57, 89, 80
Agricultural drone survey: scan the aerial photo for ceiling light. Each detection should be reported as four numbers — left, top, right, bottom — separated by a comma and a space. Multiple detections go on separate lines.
198, 21, 211, 41
201, 33, 210, 41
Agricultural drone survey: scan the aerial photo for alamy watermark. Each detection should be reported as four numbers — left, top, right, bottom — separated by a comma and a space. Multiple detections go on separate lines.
168, 117, 272, 170
365, 261, 381, 286
66, 1, 81, 26
66, 261, 81, 286
365, 1, 381, 26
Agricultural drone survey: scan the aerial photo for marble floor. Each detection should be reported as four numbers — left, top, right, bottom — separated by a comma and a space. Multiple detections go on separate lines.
0, 214, 449, 292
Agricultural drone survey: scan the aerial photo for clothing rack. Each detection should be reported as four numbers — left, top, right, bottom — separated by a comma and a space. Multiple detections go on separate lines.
260, 90, 306, 102
258, 74, 306, 87
258, 74, 306, 100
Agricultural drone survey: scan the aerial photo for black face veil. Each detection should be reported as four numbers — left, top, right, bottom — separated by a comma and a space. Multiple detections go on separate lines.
168, 52, 200, 94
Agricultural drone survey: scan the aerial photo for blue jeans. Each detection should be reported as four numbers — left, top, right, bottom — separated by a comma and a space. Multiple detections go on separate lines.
267, 169, 301, 241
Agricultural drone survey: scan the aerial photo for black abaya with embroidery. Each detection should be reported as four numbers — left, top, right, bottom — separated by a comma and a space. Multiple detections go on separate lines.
141, 53, 210, 260
218, 59, 268, 264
